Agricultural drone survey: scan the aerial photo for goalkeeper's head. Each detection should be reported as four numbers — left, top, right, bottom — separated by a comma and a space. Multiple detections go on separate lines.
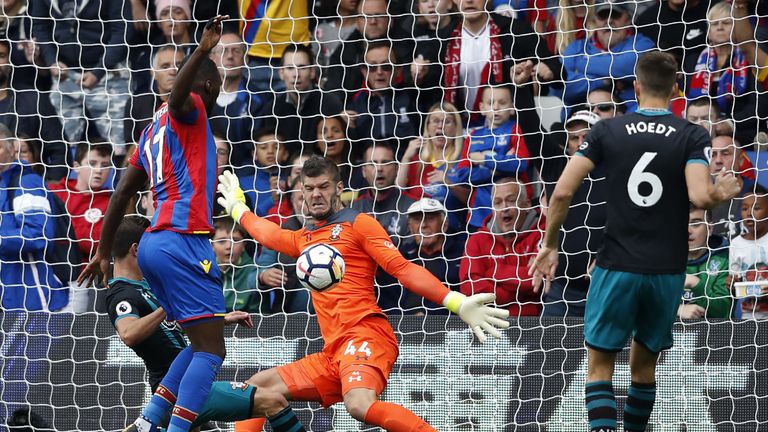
112, 216, 151, 270
300, 155, 344, 221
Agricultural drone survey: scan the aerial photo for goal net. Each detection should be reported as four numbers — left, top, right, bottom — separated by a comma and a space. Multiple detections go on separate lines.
1, 0, 767, 431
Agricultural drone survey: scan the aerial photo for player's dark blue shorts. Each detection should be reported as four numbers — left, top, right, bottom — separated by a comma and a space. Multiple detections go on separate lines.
137, 230, 225, 325
584, 266, 684, 353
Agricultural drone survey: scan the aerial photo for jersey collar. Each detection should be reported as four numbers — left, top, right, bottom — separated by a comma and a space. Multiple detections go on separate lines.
636, 108, 672, 116
108, 277, 150, 290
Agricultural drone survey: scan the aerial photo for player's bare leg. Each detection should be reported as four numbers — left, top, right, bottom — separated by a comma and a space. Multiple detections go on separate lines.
624, 341, 660, 432
585, 348, 618, 432
242, 368, 305, 432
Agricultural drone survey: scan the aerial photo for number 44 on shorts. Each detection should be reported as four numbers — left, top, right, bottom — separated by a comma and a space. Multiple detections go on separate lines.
344, 340, 373, 360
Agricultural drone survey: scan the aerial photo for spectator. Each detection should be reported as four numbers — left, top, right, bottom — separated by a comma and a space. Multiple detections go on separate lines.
30, 0, 129, 152
561, 1, 655, 111
453, 84, 531, 231
439, 0, 562, 124
130, 0, 239, 39
15, 134, 44, 176
210, 31, 266, 171
635, 0, 715, 74
460, 177, 543, 317
215, 134, 231, 176
346, 40, 418, 151
324, 0, 413, 98
490, 0, 548, 32
543, 0, 593, 55
261, 43, 344, 157
687, 2, 760, 144
680, 206, 732, 319
240, 129, 279, 217
401, 198, 466, 314
48, 142, 112, 262
258, 177, 313, 313
212, 218, 269, 313
686, 97, 735, 138
729, 187, 768, 319
313, 0, 359, 68
124, 45, 184, 144
0, 127, 66, 311
397, 102, 469, 231
587, 88, 626, 120
315, 115, 366, 194
0, 39, 66, 180
710, 135, 750, 239
407, 0, 453, 113
352, 142, 416, 246
155, 0, 194, 45
0, 0, 50, 90
241, 0, 310, 93
513, 66, 606, 317
266, 153, 310, 225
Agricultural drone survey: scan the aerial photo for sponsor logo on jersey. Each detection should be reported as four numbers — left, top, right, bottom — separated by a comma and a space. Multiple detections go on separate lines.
84, 208, 103, 224
330, 224, 343, 241
116, 301, 132, 316
200, 259, 212, 274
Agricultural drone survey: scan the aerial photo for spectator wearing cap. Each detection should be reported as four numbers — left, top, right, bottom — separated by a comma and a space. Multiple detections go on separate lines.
401, 198, 466, 314
514, 71, 607, 316
635, 0, 715, 75
210, 32, 267, 173
560, 0, 655, 112
460, 177, 544, 317
260, 43, 344, 159
587, 88, 625, 120
345, 40, 418, 153
30, 0, 129, 152
438, 0, 562, 124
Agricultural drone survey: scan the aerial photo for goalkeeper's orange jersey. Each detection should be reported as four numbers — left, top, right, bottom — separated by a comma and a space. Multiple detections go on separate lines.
239, 208, 451, 348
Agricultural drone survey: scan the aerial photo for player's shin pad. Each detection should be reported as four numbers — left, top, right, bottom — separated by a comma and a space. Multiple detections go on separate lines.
190, 382, 256, 427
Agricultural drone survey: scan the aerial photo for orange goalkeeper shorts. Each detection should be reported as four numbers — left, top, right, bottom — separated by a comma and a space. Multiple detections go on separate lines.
277, 316, 399, 408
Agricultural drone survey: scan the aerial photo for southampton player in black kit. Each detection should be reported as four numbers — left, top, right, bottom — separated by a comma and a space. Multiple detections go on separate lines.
531, 52, 741, 432
107, 217, 306, 431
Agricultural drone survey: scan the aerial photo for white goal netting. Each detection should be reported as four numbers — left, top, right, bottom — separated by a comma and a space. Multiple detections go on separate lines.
1, 0, 767, 430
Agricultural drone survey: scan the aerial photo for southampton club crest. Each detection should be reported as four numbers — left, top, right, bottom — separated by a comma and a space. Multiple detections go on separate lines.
330, 224, 343, 241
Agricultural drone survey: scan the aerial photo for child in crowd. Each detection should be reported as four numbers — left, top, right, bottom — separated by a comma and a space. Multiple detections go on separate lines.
453, 85, 531, 231
729, 188, 768, 319
240, 129, 280, 216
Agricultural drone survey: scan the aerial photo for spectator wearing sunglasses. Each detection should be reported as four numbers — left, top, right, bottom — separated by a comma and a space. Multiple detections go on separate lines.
587, 88, 626, 120
346, 40, 418, 156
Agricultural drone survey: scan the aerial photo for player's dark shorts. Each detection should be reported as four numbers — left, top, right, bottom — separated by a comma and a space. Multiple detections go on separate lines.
137, 230, 225, 324
584, 266, 684, 353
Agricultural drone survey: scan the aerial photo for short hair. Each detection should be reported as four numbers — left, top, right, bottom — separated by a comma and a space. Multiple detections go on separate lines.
152, 45, 182, 69
74, 142, 112, 165
179, 53, 220, 86
301, 155, 341, 183
689, 204, 712, 222
281, 43, 315, 65
213, 217, 247, 238
493, 176, 529, 203
635, 51, 678, 98
112, 216, 150, 259
363, 40, 396, 63
707, 1, 731, 21
0, 38, 10, 55
745, 184, 768, 199
687, 97, 721, 117
252, 127, 283, 143
362, 140, 396, 160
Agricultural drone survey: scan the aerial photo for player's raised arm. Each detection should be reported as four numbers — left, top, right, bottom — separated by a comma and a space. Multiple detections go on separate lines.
353, 214, 510, 343
685, 164, 741, 209
78, 165, 148, 287
529, 154, 595, 290
217, 171, 301, 257
168, 15, 228, 119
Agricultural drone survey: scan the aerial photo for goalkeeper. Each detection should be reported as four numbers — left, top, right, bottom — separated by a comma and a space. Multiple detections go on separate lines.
216, 155, 510, 432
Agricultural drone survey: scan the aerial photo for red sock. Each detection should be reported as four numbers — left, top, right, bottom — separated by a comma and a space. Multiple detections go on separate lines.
363, 401, 436, 432
234, 418, 266, 432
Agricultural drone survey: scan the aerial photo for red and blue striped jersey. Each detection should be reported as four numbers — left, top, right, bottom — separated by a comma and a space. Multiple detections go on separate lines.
129, 93, 217, 235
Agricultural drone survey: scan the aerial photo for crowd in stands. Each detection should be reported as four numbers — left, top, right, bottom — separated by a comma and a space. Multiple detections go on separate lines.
3, 0, 768, 321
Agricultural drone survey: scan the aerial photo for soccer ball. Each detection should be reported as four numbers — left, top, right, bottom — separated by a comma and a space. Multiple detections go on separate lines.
296, 244, 345, 292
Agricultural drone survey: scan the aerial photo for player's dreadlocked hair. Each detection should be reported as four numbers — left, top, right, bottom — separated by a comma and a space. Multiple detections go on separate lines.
301, 155, 341, 184
112, 216, 151, 259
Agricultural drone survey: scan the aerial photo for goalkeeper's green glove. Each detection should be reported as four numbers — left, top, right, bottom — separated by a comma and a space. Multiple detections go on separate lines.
217, 170, 250, 223
443, 291, 510, 343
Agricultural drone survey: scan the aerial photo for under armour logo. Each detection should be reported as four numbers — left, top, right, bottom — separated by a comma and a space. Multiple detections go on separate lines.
348, 371, 362, 382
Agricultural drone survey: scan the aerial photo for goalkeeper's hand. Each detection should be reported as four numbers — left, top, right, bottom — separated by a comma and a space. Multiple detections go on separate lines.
442, 291, 510, 343
217, 170, 250, 223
